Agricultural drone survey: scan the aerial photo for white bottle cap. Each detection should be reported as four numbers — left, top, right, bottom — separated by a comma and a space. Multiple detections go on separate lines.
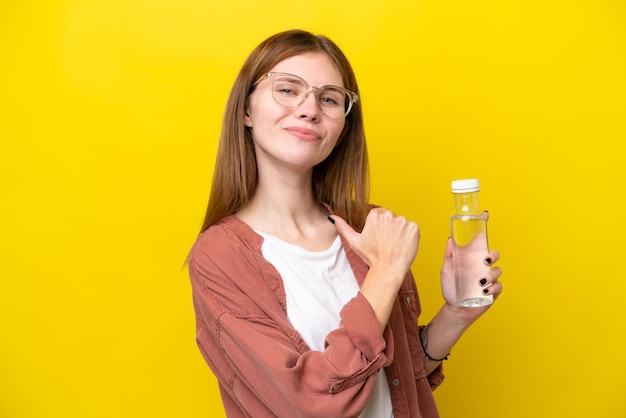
452, 179, 480, 193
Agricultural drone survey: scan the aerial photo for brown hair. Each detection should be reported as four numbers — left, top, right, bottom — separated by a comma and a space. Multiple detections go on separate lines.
199, 29, 370, 233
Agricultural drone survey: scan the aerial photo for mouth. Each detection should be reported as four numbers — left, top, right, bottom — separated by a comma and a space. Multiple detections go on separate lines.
285, 126, 322, 141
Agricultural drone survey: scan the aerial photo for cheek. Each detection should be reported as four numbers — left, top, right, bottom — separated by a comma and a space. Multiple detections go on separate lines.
244, 97, 284, 129
331, 120, 347, 144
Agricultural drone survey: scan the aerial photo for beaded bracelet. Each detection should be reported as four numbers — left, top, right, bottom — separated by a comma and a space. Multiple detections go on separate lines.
422, 346, 450, 362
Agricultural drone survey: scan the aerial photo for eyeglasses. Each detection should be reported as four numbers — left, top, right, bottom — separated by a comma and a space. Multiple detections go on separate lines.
252, 72, 358, 119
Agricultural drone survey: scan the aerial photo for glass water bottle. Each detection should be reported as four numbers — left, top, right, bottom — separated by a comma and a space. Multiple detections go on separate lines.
451, 179, 493, 307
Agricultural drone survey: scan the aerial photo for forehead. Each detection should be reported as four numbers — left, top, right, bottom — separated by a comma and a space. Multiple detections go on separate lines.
269, 52, 344, 87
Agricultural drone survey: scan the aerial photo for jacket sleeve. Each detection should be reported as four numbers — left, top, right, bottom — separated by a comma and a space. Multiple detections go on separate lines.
189, 232, 393, 418
404, 273, 445, 390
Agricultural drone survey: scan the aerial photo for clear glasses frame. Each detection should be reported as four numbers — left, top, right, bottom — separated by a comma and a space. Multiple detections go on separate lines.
252, 71, 359, 119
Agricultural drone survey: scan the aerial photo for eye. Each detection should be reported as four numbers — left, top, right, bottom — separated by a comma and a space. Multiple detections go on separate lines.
319, 87, 345, 107
273, 77, 305, 97
274, 82, 297, 95
319, 96, 338, 105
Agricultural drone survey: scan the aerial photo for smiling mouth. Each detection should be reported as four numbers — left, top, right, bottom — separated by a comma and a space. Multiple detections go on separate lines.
285, 127, 322, 141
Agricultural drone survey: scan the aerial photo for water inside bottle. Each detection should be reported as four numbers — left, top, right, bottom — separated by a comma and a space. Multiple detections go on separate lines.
451, 215, 493, 307
451, 215, 487, 247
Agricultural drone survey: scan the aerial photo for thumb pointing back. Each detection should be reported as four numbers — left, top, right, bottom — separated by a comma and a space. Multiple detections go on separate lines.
328, 215, 360, 248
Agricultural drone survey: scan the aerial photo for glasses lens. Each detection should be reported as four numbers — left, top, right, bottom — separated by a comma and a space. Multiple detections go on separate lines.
271, 74, 307, 108
270, 73, 353, 119
318, 86, 350, 119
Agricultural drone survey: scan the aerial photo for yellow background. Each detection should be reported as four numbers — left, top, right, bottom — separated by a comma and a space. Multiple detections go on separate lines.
1, 0, 625, 417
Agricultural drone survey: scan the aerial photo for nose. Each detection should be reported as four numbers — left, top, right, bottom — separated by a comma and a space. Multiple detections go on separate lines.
296, 88, 321, 121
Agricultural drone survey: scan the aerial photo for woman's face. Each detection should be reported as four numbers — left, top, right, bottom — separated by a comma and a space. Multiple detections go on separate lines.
244, 52, 347, 175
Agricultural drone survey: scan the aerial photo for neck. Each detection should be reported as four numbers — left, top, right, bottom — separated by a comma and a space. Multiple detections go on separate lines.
235, 168, 334, 248
242, 172, 319, 222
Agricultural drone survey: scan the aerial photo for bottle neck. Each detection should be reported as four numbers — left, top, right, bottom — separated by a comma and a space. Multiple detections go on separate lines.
453, 191, 481, 215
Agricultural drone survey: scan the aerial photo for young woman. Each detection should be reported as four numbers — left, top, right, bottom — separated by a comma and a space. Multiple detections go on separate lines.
188, 29, 502, 418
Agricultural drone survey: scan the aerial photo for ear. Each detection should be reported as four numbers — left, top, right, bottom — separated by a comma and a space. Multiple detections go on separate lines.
244, 109, 252, 127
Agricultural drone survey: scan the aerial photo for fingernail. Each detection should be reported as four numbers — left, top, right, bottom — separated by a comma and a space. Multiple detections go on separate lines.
485, 257, 492, 265
327, 216, 335, 224
479, 278, 488, 286
483, 288, 489, 294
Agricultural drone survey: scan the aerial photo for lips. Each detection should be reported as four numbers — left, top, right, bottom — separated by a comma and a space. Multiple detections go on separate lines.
284, 126, 322, 141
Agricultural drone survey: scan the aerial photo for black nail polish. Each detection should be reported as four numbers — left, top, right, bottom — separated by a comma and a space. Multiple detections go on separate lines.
483, 288, 489, 294
485, 257, 492, 265
479, 278, 488, 286
327, 216, 335, 224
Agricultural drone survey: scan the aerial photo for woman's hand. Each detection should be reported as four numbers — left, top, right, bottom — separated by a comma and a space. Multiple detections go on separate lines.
330, 208, 420, 330
330, 207, 419, 278
440, 213, 503, 325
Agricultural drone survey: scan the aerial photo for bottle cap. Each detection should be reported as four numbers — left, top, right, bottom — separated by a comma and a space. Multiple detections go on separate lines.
452, 179, 480, 193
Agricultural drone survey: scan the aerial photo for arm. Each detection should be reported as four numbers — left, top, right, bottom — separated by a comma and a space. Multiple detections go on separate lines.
332, 209, 503, 378
330, 208, 420, 331
420, 237, 503, 375
189, 233, 392, 418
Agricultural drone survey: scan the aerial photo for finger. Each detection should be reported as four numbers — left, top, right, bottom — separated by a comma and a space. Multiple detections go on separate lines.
482, 210, 490, 221
479, 266, 502, 287
484, 250, 500, 266
489, 266, 502, 281
370, 207, 392, 215
441, 236, 454, 269
328, 215, 360, 246
444, 236, 454, 259
482, 280, 503, 298
366, 207, 394, 224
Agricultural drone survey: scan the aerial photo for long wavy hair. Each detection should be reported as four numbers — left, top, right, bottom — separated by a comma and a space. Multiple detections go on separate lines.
199, 29, 370, 234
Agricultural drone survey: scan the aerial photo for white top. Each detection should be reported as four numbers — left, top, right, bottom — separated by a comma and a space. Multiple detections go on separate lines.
257, 231, 393, 418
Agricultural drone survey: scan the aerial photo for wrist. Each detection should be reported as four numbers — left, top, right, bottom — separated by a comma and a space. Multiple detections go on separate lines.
367, 264, 407, 286
440, 302, 476, 331
419, 325, 450, 362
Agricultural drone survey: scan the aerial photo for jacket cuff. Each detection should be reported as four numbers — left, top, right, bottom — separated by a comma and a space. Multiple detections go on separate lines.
427, 362, 445, 390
